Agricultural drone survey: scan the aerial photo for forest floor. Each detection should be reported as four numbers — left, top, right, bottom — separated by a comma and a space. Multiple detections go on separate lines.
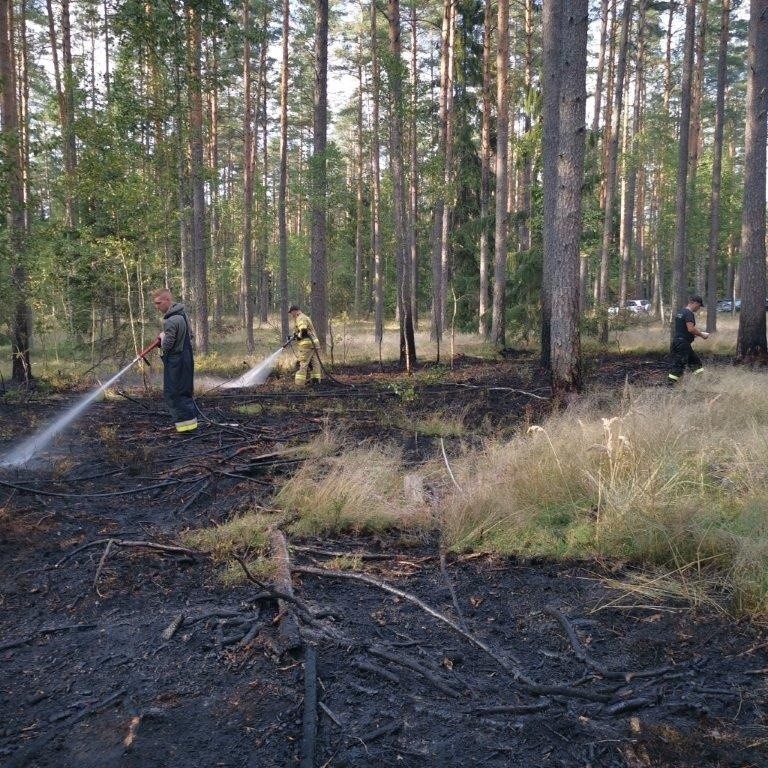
1, 351, 767, 768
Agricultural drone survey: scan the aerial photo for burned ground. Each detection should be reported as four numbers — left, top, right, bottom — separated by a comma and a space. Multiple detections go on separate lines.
1, 354, 766, 768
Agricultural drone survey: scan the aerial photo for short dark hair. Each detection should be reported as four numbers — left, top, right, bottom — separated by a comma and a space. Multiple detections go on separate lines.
288, 304, 300, 313
689, 295, 704, 305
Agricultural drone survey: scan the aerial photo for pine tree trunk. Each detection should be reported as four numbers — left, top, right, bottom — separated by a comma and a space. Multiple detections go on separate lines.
430, 0, 451, 344
592, 0, 611, 136
541, 0, 562, 365
736, 0, 768, 358
478, 0, 492, 338
519, 0, 533, 254
242, 0, 255, 351
1, 0, 32, 382
705, 0, 730, 332
598, 0, 632, 332
370, 0, 384, 348
491, 0, 509, 348
388, 0, 416, 370
550, 0, 588, 394
186, 4, 209, 353
408, 0, 419, 329
670, 0, 696, 327
690, 0, 709, 297
257, 11, 270, 325
278, 0, 290, 340
439, 0, 455, 334
354, 29, 365, 320
311, 0, 329, 350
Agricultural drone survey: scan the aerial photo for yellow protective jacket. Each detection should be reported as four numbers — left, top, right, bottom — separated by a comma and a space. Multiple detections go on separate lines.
293, 311, 319, 346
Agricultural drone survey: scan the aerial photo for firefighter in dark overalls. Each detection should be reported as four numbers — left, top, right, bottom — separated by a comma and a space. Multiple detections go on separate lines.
668, 295, 710, 384
153, 288, 198, 432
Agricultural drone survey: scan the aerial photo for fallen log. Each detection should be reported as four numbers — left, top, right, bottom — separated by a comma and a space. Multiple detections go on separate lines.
269, 529, 302, 652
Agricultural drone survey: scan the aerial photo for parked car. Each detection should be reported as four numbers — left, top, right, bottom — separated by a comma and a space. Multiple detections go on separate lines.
625, 299, 651, 314
716, 299, 741, 312
608, 299, 650, 316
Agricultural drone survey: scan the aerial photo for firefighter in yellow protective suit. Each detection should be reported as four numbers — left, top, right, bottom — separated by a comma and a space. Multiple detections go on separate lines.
288, 304, 322, 386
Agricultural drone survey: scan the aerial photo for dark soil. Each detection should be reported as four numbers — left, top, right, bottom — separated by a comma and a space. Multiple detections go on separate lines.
1, 354, 766, 768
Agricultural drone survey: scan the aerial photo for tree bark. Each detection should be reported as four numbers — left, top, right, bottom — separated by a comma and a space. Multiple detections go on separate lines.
242, 0, 255, 351
705, 0, 730, 332
408, 0, 419, 329
478, 0, 492, 338
736, 0, 768, 358
278, 0, 290, 340
597, 0, 632, 331
669, 0, 696, 328
541, 0, 562, 365
591, 0, 610, 136
550, 0, 588, 394
371, 0, 384, 349
310, 0, 329, 350
491, 0, 509, 348
1, 0, 32, 382
430, 0, 451, 344
354, 27, 365, 320
388, 0, 416, 370
186, 3, 209, 353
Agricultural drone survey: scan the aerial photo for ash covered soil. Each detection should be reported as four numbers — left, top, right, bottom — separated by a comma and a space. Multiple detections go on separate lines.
1, 353, 766, 768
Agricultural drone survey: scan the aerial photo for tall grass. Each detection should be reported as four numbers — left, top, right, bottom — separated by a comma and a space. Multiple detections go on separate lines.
437, 368, 768, 615
276, 442, 432, 536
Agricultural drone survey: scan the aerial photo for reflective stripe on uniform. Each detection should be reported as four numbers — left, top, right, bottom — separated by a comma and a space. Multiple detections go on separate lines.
175, 418, 198, 432
668, 374, 679, 381
694, 368, 704, 375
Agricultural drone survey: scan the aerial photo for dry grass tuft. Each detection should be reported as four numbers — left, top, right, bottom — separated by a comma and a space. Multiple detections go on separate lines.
181, 512, 274, 561
435, 367, 768, 617
276, 443, 432, 536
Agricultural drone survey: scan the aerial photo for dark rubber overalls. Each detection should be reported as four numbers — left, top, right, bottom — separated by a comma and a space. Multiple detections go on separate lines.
162, 307, 197, 432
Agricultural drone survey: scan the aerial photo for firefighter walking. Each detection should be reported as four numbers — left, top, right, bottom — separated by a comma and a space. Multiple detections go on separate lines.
668, 294, 710, 384
288, 304, 322, 387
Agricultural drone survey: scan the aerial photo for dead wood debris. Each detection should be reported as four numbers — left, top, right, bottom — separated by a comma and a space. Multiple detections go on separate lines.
544, 606, 674, 683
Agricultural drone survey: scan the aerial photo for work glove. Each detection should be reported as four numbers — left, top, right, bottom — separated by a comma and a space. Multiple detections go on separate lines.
292, 332, 300, 341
